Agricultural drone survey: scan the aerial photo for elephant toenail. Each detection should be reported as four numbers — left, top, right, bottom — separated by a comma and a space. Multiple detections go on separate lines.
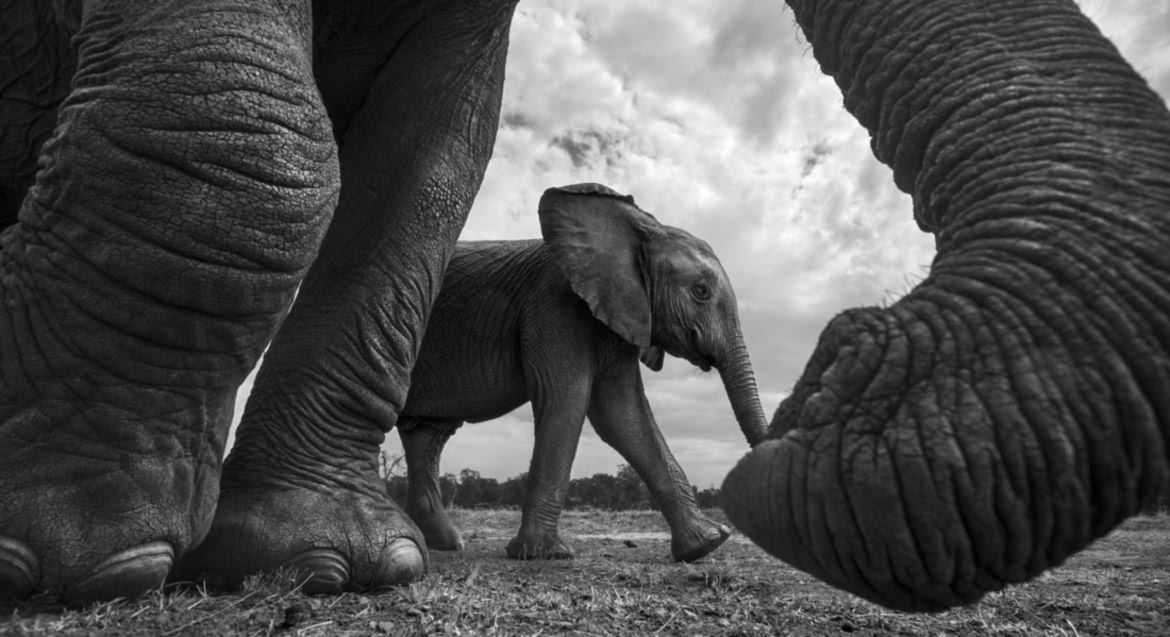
382, 538, 425, 585
289, 548, 350, 594
63, 541, 174, 608
0, 537, 39, 600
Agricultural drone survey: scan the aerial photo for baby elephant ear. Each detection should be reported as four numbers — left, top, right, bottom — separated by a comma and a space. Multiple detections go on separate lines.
539, 183, 659, 347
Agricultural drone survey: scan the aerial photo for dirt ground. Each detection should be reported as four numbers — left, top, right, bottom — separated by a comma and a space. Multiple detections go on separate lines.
3, 509, 1168, 636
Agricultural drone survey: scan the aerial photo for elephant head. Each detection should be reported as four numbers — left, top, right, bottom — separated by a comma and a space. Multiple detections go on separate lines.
537, 183, 768, 446
721, 0, 1170, 613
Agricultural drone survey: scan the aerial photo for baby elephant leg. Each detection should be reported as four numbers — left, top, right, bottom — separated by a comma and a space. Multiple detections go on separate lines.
398, 419, 464, 551
588, 366, 730, 562
506, 377, 591, 561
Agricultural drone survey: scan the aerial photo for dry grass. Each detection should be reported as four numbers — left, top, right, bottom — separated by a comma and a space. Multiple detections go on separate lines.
3, 510, 1168, 636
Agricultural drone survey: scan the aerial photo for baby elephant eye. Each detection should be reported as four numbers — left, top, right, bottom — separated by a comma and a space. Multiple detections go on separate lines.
691, 282, 712, 301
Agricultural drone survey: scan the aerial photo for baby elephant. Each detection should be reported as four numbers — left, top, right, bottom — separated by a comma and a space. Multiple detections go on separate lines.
398, 183, 768, 562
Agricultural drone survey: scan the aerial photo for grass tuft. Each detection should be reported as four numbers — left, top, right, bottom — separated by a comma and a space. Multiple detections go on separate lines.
3, 510, 1168, 635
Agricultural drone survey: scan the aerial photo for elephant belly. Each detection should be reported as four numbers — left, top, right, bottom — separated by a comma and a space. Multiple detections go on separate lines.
403, 360, 529, 423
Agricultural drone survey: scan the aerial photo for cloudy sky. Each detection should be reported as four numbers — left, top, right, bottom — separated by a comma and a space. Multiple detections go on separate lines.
233, 1, 1170, 490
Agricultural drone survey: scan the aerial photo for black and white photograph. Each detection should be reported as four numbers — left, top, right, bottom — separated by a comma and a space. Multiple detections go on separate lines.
2, 0, 1168, 634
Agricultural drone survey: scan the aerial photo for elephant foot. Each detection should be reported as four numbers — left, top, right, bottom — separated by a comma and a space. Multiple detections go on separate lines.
670, 518, 731, 563
0, 405, 218, 606
63, 542, 174, 607
0, 536, 175, 607
175, 481, 426, 593
0, 538, 37, 600
414, 516, 465, 552
506, 531, 575, 560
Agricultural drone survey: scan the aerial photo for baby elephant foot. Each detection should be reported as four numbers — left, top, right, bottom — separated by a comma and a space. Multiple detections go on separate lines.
414, 516, 464, 551
175, 482, 426, 594
404, 496, 464, 551
671, 518, 731, 562
506, 531, 575, 560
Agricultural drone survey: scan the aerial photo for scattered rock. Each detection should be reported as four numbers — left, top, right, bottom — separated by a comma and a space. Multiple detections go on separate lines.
371, 620, 397, 633
280, 600, 312, 628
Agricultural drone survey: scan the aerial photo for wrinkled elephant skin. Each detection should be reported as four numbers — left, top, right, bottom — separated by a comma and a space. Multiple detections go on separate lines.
1, 0, 517, 604
722, 0, 1170, 612
398, 184, 768, 563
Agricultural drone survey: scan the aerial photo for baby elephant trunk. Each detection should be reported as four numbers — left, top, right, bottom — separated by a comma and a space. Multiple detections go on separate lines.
716, 332, 768, 446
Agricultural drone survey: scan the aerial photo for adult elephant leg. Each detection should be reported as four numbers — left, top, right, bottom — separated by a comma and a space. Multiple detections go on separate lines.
588, 363, 729, 562
0, 0, 336, 605
723, 0, 1170, 612
399, 419, 465, 550
176, 0, 518, 592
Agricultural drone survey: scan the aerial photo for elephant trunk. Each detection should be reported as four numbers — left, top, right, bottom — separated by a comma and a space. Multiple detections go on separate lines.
722, 0, 1170, 613
716, 331, 768, 447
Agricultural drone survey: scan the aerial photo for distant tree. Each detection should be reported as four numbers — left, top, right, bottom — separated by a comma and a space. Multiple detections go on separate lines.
438, 473, 459, 506
379, 449, 409, 506
376, 449, 406, 480
616, 464, 654, 510
385, 461, 726, 511
694, 485, 720, 509
500, 472, 527, 508
475, 476, 502, 507
569, 472, 618, 509
384, 475, 409, 506
452, 468, 505, 508
455, 468, 482, 507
